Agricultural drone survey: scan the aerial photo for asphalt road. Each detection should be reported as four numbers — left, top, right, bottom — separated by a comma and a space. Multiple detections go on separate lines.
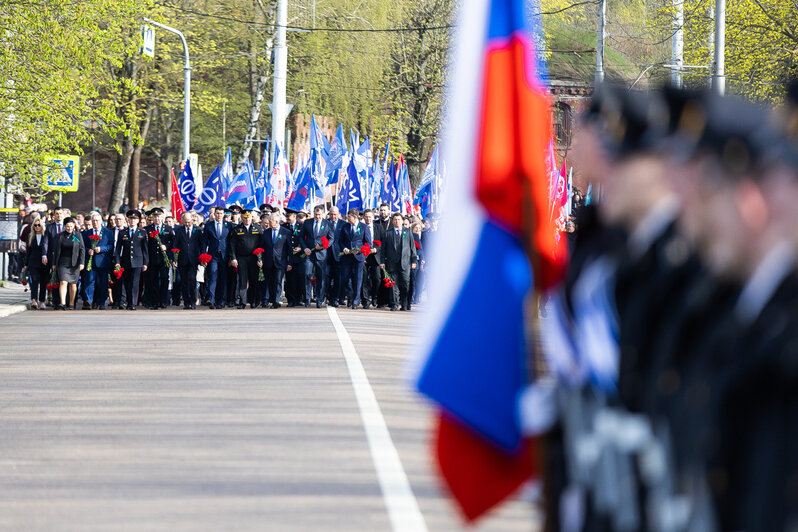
0, 306, 538, 531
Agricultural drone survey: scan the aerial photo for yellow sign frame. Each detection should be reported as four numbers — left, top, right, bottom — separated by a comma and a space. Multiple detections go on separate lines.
44, 155, 80, 192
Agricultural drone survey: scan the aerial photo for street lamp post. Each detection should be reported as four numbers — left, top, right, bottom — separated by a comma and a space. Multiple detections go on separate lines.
143, 18, 191, 161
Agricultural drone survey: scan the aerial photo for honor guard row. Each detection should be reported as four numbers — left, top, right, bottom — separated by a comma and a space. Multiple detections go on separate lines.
539, 83, 798, 532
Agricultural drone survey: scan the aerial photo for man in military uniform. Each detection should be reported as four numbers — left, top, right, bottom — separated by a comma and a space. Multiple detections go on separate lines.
285, 210, 305, 307
143, 207, 174, 309
226, 205, 242, 306
114, 209, 149, 310
228, 208, 262, 308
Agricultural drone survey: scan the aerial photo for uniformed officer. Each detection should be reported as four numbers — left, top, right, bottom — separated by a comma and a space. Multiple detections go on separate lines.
114, 209, 149, 310
143, 207, 174, 309
226, 205, 242, 306
228, 208, 262, 308
286, 211, 307, 307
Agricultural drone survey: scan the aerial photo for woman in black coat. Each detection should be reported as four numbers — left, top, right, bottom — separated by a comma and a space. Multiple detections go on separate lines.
24, 218, 48, 309
51, 217, 85, 310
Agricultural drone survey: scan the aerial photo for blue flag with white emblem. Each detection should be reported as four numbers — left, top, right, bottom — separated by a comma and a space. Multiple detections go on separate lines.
225, 161, 255, 207
325, 124, 347, 184
287, 162, 312, 211
178, 161, 197, 211
338, 157, 363, 212
194, 165, 225, 216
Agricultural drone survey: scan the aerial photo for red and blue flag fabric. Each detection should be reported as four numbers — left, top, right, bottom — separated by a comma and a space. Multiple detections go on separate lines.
414, 0, 565, 521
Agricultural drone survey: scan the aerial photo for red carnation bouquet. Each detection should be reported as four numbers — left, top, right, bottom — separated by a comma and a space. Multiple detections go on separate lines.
381, 267, 395, 288
170, 248, 180, 271
149, 230, 171, 264
253, 248, 265, 281
339, 243, 372, 258
199, 253, 212, 266
86, 234, 102, 271
112, 264, 124, 280
46, 270, 58, 291
320, 236, 330, 249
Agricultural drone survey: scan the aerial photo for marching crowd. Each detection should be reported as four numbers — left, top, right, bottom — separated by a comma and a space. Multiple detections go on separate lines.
539, 83, 798, 532
17, 202, 434, 312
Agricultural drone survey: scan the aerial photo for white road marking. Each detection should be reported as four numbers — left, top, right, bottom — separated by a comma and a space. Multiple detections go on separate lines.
327, 307, 428, 532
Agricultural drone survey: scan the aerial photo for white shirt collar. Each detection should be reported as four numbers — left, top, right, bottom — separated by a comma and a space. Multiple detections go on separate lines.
735, 240, 795, 325
628, 195, 680, 259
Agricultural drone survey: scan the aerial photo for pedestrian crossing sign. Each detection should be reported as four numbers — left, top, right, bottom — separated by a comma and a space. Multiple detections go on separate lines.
44, 155, 80, 192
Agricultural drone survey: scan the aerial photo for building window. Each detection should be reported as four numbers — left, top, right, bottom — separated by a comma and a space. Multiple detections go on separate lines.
554, 102, 572, 148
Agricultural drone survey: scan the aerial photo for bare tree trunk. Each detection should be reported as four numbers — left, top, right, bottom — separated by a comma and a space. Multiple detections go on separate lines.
108, 135, 136, 213
128, 104, 155, 208
236, 0, 276, 172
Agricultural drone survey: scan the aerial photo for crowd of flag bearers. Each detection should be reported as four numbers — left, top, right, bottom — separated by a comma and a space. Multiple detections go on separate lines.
531, 83, 798, 531
29, 201, 431, 313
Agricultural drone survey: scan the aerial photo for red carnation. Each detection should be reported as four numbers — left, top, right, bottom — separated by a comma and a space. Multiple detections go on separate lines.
253, 248, 265, 256
199, 253, 212, 265
360, 243, 371, 256
414, 240, 421, 250
170, 248, 180, 253
321, 236, 330, 249
89, 234, 101, 242
373, 240, 382, 248
148, 230, 159, 239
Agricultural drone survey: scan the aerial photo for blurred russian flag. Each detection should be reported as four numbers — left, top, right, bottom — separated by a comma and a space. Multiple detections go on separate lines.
413, 0, 564, 522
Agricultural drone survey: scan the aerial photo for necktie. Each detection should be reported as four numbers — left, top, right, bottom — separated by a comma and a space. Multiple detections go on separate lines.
57, 223, 62, 233
217, 222, 221, 235
130, 228, 134, 238
396, 229, 400, 236
273, 229, 277, 244
315, 221, 320, 236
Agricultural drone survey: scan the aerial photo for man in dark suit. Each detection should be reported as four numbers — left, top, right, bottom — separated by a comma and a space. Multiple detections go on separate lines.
325, 206, 345, 307
340, 208, 373, 309
225, 205, 242, 306
41, 207, 65, 306
173, 211, 204, 309
361, 209, 381, 309
228, 208, 262, 308
378, 212, 417, 311
143, 207, 174, 309
203, 206, 232, 309
285, 210, 305, 307
114, 210, 149, 310
257, 213, 292, 308
80, 211, 114, 309
300, 205, 335, 308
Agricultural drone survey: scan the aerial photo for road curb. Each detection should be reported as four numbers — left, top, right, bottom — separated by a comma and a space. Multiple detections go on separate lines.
0, 305, 27, 319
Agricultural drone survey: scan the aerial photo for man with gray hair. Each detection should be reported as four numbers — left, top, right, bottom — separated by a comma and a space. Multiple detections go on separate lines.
257, 212, 292, 308
80, 211, 114, 309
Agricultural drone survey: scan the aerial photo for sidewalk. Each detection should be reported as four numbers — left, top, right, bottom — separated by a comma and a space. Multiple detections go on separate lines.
0, 281, 29, 318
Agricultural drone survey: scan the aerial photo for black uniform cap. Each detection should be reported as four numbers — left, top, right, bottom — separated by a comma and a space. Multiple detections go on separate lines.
149, 207, 164, 215
600, 87, 669, 159
126, 209, 142, 219
229, 205, 242, 213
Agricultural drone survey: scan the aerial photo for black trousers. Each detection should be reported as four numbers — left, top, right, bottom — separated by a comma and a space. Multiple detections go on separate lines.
362, 260, 381, 305
326, 259, 342, 304
121, 266, 142, 308
387, 267, 411, 309
179, 264, 198, 307
28, 267, 47, 302
285, 262, 303, 304
145, 263, 170, 307
226, 261, 238, 305
304, 256, 326, 303
237, 256, 258, 305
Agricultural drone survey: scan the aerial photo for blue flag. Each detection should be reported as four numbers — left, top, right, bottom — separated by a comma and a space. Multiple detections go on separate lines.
339, 157, 363, 213
220, 147, 234, 191
254, 157, 270, 207
381, 156, 394, 205
287, 163, 312, 212
178, 161, 197, 210
225, 161, 255, 207
243, 159, 258, 209
325, 124, 347, 184
194, 165, 225, 216
309, 114, 330, 156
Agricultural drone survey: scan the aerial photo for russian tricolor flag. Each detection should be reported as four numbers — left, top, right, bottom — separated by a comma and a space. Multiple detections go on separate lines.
414, 0, 564, 522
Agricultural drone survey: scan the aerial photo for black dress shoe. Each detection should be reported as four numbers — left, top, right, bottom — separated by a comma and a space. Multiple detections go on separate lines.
128, 306, 136, 311
363, 303, 371, 310
316, 302, 325, 308
184, 305, 191, 310
329, 302, 338, 308
390, 306, 398, 311
271, 302, 281, 309
400, 307, 407, 311
98, 306, 105, 310
215, 304, 224, 309
237, 304, 246, 309
304, 302, 311, 308
377, 304, 385, 309
147, 306, 156, 310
